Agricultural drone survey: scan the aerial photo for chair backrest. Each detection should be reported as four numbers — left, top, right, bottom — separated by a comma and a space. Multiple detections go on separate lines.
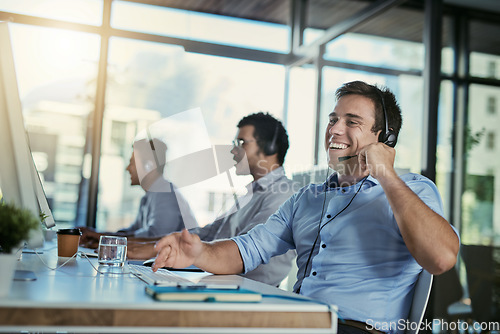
405, 269, 433, 334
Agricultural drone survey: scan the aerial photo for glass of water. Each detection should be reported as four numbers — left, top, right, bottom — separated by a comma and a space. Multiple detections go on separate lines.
98, 236, 127, 268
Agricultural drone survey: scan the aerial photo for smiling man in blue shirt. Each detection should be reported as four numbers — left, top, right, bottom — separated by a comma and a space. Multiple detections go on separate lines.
151, 81, 460, 334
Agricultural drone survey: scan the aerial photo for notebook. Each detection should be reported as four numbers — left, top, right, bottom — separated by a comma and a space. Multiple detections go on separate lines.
145, 284, 262, 302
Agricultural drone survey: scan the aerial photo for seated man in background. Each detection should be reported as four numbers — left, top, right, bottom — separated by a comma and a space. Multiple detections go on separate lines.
128, 112, 298, 287
80, 138, 196, 248
151, 82, 460, 333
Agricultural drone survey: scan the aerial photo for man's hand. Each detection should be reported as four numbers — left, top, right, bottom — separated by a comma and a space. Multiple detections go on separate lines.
358, 142, 397, 180
152, 229, 203, 272
127, 241, 157, 260
78, 227, 102, 249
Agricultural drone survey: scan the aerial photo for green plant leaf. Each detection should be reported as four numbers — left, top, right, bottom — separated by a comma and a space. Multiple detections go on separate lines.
0, 202, 40, 254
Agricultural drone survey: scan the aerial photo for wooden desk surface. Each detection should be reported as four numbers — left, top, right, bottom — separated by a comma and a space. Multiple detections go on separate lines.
0, 245, 337, 333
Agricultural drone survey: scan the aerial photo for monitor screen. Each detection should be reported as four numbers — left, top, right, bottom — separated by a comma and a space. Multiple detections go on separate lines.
0, 22, 55, 248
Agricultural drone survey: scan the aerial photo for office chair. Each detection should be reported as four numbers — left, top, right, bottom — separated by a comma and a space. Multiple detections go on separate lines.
405, 270, 433, 334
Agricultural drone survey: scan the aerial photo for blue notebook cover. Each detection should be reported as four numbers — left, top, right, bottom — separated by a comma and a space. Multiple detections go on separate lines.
145, 285, 262, 302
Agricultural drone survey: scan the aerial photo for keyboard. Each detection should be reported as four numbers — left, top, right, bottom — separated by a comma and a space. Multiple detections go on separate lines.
128, 264, 194, 286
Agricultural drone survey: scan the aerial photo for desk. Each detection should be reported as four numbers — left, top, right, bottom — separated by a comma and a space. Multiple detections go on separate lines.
0, 245, 337, 333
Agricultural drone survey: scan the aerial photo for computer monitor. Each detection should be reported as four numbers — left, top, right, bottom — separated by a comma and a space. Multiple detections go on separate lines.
0, 22, 55, 248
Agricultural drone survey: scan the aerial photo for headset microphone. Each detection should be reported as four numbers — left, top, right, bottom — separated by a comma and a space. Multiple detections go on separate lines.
338, 155, 357, 162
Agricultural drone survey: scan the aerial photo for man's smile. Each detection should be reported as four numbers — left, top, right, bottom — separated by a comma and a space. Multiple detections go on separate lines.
329, 141, 350, 150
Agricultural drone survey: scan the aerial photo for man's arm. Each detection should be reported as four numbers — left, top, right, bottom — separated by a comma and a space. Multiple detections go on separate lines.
359, 143, 459, 275
127, 239, 159, 259
152, 229, 244, 274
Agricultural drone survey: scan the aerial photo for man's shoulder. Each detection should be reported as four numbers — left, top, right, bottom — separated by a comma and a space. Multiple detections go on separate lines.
144, 189, 178, 206
272, 179, 324, 203
399, 173, 440, 192
267, 175, 301, 196
399, 173, 435, 184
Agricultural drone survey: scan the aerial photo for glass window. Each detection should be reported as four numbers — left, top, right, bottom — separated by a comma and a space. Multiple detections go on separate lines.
487, 96, 497, 114
97, 37, 286, 230
0, 0, 103, 26
111, 1, 289, 53
324, 33, 424, 72
285, 65, 316, 176
305, 3, 425, 72
487, 61, 497, 78
304, 0, 369, 47
8, 23, 100, 226
470, 20, 500, 80
486, 132, 495, 150
441, 47, 454, 75
461, 84, 500, 246
436, 81, 454, 220
441, 16, 454, 75
320, 67, 423, 173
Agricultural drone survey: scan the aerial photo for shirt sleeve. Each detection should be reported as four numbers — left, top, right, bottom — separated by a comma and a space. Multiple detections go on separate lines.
232, 192, 297, 274
235, 187, 295, 235
402, 174, 460, 240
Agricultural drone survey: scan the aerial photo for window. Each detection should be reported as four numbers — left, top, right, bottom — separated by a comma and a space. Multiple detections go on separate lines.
470, 20, 500, 80
461, 84, 500, 246
97, 37, 286, 230
486, 132, 495, 150
0, 0, 102, 26
285, 65, 316, 174
8, 23, 100, 226
487, 96, 497, 114
488, 61, 497, 78
436, 81, 454, 220
324, 33, 424, 71
111, 0, 290, 53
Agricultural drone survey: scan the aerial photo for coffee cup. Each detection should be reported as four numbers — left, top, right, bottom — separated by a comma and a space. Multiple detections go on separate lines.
57, 228, 81, 257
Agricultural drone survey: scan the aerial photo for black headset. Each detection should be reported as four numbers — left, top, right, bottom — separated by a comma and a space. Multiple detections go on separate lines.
263, 121, 280, 156
377, 89, 397, 148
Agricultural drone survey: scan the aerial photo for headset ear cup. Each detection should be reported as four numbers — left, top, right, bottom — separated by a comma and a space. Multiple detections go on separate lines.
383, 131, 397, 148
264, 122, 280, 155
265, 142, 277, 155
144, 160, 155, 173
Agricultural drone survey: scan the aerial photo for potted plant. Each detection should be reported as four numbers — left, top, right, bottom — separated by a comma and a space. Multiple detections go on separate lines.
0, 202, 40, 297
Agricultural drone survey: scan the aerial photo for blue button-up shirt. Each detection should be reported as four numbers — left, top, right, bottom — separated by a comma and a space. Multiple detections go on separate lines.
233, 173, 458, 331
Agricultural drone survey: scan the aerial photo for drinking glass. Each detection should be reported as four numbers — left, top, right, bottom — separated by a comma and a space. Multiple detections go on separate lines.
97, 236, 127, 267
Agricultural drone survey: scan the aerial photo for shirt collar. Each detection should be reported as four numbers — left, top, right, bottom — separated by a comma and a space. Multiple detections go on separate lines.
325, 172, 378, 189
251, 166, 286, 191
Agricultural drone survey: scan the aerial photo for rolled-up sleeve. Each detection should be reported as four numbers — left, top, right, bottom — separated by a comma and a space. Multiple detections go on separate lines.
403, 174, 460, 240
232, 195, 297, 274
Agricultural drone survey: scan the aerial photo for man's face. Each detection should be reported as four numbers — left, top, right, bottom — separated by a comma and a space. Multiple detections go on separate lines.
325, 94, 381, 170
231, 125, 264, 176
125, 152, 140, 186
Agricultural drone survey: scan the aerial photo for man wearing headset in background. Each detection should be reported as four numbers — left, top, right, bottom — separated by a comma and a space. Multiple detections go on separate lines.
150, 81, 460, 334
128, 112, 297, 287
79, 138, 195, 248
